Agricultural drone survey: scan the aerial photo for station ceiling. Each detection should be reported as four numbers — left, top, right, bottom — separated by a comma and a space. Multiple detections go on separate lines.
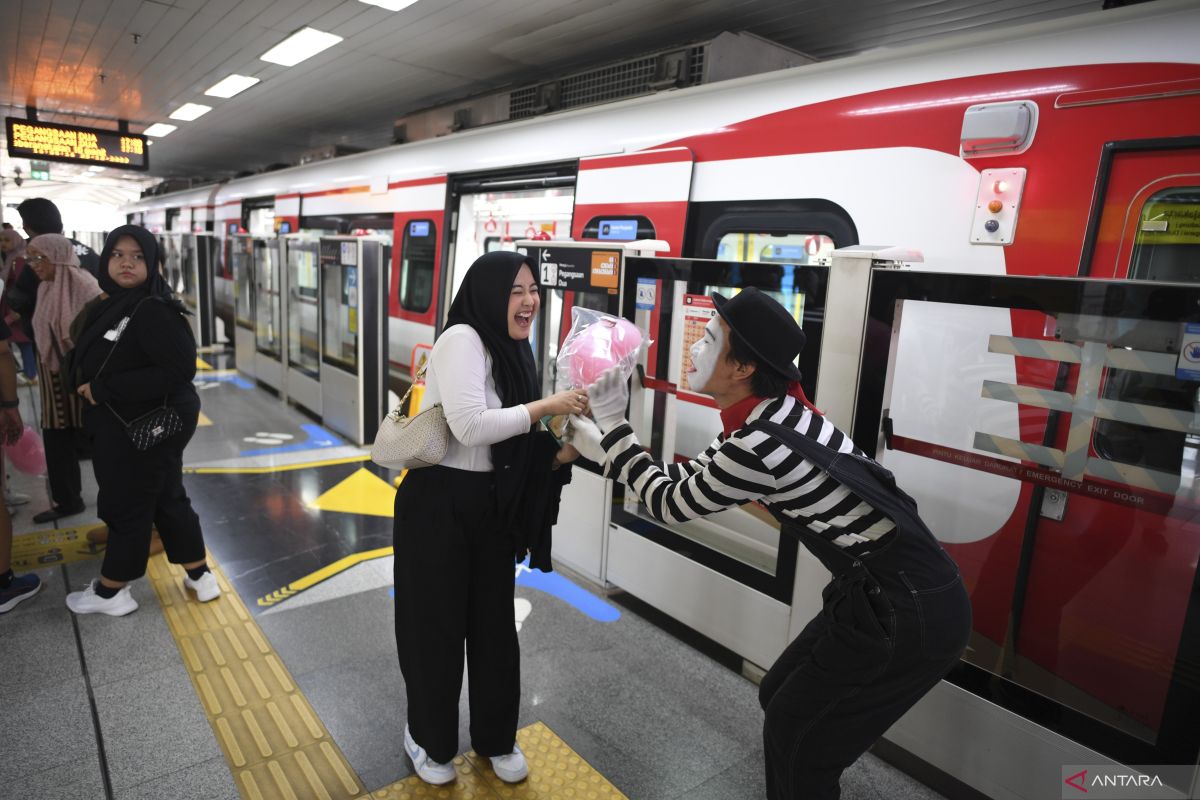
3, 0, 1104, 186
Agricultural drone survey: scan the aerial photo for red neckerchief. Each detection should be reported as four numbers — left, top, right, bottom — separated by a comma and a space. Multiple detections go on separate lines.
720, 383, 822, 437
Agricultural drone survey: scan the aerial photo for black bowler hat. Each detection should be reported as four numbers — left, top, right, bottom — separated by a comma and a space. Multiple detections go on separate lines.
712, 288, 805, 382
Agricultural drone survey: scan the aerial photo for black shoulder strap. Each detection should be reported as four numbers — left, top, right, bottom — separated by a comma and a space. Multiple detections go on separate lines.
748, 417, 921, 521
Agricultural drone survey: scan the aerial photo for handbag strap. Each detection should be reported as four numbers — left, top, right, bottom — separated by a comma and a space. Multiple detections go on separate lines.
392, 362, 429, 416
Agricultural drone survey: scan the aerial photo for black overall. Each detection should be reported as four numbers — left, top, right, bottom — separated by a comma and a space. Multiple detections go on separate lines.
751, 420, 972, 800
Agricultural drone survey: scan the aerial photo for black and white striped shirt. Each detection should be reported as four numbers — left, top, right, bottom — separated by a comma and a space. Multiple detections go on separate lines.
601, 395, 896, 553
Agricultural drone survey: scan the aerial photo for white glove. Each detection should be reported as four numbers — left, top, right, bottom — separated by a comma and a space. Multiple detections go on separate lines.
587, 366, 629, 433
566, 415, 606, 464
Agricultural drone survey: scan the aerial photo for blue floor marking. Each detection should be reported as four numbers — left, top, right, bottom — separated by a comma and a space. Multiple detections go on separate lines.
239, 423, 342, 456
516, 559, 620, 622
387, 564, 619, 623
195, 373, 254, 390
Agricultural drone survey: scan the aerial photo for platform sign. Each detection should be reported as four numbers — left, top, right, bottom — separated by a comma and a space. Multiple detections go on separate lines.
5, 117, 148, 170
535, 245, 622, 294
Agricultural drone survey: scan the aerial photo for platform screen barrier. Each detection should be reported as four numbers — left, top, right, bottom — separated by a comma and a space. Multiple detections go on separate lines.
854, 269, 1200, 776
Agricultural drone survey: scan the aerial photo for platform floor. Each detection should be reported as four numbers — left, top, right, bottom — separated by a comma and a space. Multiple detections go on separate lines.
1, 363, 949, 800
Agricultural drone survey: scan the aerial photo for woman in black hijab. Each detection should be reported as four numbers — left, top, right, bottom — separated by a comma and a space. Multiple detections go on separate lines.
393, 251, 583, 786
63, 225, 216, 617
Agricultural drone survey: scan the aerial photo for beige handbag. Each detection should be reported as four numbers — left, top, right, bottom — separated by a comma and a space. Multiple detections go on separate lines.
370, 366, 450, 470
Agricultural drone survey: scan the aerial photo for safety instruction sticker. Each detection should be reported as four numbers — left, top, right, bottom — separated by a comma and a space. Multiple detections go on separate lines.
680, 294, 717, 392
1178, 323, 1200, 381
635, 277, 657, 310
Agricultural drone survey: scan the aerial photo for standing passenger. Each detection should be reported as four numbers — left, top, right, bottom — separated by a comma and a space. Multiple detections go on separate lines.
393, 251, 584, 786
65, 225, 215, 616
0, 229, 37, 383
25, 234, 100, 523
569, 288, 972, 800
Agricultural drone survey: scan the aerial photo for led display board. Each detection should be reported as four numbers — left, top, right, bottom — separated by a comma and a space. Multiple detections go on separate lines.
5, 118, 148, 171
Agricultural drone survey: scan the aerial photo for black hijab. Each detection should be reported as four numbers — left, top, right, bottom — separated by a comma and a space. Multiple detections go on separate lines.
72, 225, 187, 370
444, 251, 565, 567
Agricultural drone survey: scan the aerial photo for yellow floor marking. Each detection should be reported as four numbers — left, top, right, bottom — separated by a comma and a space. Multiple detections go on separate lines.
10, 523, 109, 569
198, 411, 214, 427
308, 467, 396, 518
257, 546, 393, 607
146, 554, 369, 799
373, 721, 628, 799
186, 454, 370, 475
197, 356, 215, 370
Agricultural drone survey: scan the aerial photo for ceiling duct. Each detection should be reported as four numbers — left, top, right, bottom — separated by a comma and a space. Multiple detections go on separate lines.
394, 31, 812, 143
296, 143, 364, 166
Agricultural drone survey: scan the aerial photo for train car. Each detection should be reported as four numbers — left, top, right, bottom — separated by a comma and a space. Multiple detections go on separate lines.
125, 3, 1200, 795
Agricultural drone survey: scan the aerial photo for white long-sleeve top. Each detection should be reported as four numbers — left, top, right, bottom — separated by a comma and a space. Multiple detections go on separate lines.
419, 324, 532, 472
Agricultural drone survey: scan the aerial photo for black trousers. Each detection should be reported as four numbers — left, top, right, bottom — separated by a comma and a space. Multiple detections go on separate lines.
42, 426, 83, 509
393, 465, 519, 764
87, 406, 206, 582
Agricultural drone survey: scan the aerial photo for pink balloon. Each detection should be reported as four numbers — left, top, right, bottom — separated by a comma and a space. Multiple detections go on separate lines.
568, 317, 643, 387
4, 425, 46, 475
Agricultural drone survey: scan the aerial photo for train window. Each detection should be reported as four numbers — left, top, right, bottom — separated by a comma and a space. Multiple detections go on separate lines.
581, 216, 655, 241
1094, 186, 1200, 476
399, 219, 436, 313
716, 232, 836, 266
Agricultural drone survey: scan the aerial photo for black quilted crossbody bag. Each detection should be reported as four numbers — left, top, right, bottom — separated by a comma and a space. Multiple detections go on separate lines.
93, 298, 184, 451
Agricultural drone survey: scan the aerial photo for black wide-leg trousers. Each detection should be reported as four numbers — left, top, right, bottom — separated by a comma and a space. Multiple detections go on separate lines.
393, 465, 519, 764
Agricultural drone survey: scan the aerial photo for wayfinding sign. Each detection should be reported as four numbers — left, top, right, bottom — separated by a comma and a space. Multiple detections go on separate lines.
5, 118, 148, 170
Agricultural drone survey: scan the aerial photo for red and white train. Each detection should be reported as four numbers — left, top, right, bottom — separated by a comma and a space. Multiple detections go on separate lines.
126, 2, 1200, 797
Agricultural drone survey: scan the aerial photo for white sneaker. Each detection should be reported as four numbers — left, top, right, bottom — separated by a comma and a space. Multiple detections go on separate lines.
5, 489, 29, 506
183, 570, 220, 602
66, 580, 138, 616
403, 724, 456, 785
490, 745, 528, 783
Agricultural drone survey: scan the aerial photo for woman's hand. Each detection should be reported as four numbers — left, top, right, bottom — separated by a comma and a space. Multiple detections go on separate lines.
77, 382, 97, 405
526, 388, 588, 421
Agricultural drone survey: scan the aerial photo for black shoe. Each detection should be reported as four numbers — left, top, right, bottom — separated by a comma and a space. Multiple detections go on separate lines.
32, 504, 86, 524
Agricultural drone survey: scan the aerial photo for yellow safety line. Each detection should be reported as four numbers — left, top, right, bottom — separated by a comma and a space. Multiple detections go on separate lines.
146, 554, 369, 799
372, 721, 629, 799
197, 357, 214, 370
186, 454, 371, 475
257, 547, 393, 607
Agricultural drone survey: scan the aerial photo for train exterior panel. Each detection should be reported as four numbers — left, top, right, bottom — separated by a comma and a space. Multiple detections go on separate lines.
126, 0, 1200, 788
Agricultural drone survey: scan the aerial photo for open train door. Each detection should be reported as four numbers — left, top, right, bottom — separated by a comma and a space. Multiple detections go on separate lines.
572, 147, 694, 254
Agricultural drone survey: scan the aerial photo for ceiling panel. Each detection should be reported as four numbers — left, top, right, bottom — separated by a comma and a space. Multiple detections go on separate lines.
1, 0, 1112, 180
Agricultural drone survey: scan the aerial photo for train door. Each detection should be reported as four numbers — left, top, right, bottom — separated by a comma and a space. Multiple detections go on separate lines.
439, 163, 577, 349
572, 147, 694, 255
229, 234, 256, 378
388, 216, 439, 400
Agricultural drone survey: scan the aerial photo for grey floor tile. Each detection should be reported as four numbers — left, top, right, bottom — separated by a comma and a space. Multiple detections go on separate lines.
4, 753, 106, 800
74, 573, 184, 687
116, 755, 240, 800
257, 584, 396, 678
843, 751, 948, 800
0, 676, 97, 784
674, 749, 766, 800
0, 602, 80, 692
295, 648, 410, 789
92, 663, 223, 791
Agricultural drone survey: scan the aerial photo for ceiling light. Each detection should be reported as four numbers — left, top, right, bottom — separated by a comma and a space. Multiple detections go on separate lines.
169, 103, 212, 121
357, 0, 420, 10
205, 74, 261, 98
143, 123, 178, 137
260, 27, 343, 66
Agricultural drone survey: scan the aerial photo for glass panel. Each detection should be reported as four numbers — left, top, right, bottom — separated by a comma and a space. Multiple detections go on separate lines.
716, 232, 836, 266
254, 240, 281, 357
230, 237, 255, 329
857, 271, 1200, 766
321, 239, 358, 371
399, 220, 436, 313
286, 239, 320, 376
618, 258, 828, 596
1129, 186, 1200, 283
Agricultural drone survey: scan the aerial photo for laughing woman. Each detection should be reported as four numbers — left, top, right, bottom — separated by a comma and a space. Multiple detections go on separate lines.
393, 251, 583, 786
65, 225, 215, 616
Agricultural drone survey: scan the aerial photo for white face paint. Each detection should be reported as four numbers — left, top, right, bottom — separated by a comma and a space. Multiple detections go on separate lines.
688, 316, 724, 393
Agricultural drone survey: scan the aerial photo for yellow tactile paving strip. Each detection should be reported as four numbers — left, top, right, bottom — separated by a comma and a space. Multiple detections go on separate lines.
146, 553, 369, 799
146, 553, 626, 800
374, 722, 628, 800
